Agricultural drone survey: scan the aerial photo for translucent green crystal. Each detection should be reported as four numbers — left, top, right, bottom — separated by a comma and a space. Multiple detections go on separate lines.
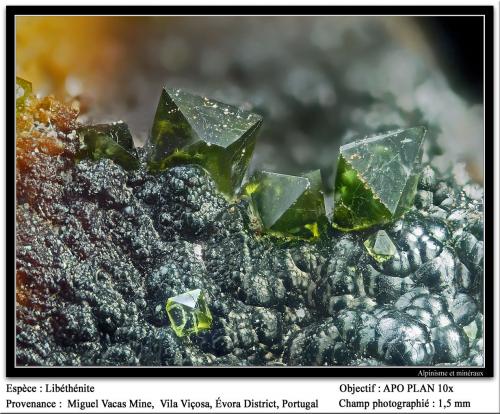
364, 230, 397, 263
246, 170, 326, 240
77, 122, 140, 170
332, 127, 426, 231
166, 289, 212, 337
16, 77, 32, 112
147, 87, 263, 196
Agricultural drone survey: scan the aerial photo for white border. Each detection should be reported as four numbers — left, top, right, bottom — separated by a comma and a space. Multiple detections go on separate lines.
1, 2, 499, 412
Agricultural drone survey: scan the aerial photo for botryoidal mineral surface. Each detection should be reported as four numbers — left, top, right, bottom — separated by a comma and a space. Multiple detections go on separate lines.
16, 92, 483, 367
17, 152, 483, 366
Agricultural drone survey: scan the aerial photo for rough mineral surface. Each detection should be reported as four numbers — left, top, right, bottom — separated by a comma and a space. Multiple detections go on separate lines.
16, 120, 484, 365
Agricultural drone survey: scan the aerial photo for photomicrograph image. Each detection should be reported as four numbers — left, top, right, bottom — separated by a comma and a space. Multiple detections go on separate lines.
15, 16, 484, 367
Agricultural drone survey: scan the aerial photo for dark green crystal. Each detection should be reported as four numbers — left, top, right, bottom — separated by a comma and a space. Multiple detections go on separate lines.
16, 77, 32, 112
246, 170, 326, 240
147, 87, 262, 196
77, 122, 140, 170
333, 127, 426, 231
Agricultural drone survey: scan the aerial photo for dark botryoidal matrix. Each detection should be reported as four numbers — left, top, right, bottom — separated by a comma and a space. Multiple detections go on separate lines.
16, 78, 484, 366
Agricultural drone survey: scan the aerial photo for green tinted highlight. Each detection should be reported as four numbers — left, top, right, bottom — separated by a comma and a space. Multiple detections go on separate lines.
16, 77, 32, 113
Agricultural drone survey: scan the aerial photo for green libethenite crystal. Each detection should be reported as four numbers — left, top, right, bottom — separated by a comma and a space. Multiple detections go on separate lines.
147, 87, 263, 196
332, 127, 426, 231
166, 289, 212, 337
16, 77, 32, 112
246, 170, 326, 240
77, 122, 140, 170
364, 230, 397, 263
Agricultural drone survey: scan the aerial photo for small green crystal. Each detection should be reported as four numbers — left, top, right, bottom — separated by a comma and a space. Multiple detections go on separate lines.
246, 170, 326, 240
364, 230, 397, 263
147, 87, 263, 196
77, 122, 140, 170
16, 77, 32, 112
332, 127, 426, 231
166, 289, 212, 337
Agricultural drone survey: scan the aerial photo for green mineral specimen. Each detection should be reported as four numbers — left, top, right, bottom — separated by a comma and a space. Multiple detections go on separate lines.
246, 170, 326, 240
16, 77, 32, 112
364, 230, 397, 263
332, 127, 426, 231
166, 289, 212, 337
77, 122, 140, 170
147, 87, 263, 196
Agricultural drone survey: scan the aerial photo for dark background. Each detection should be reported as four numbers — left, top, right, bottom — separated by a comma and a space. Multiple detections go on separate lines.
422, 17, 484, 103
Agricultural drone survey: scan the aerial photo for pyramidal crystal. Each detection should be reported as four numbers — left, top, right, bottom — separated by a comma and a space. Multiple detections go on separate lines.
166, 289, 212, 337
364, 230, 397, 263
246, 170, 326, 240
147, 87, 262, 196
332, 127, 426, 231
77, 122, 140, 170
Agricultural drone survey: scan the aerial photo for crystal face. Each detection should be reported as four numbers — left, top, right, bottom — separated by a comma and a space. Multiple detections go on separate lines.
16, 77, 32, 112
147, 87, 263, 196
166, 289, 213, 337
332, 127, 426, 231
246, 170, 326, 239
77, 122, 140, 170
364, 230, 397, 263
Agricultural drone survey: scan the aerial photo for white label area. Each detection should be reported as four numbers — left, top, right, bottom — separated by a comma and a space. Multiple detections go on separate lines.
1, 378, 500, 413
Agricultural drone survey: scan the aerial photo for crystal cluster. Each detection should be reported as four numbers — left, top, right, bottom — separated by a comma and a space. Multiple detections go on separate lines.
45, 85, 427, 336
166, 289, 212, 337
246, 170, 326, 239
71, 86, 425, 240
147, 87, 262, 196
332, 127, 426, 231
15, 54, 481, 365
